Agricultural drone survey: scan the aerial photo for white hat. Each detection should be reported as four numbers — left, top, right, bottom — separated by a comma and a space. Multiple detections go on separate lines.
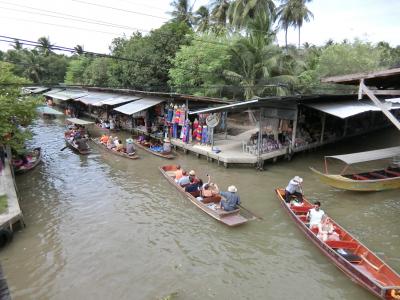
228, 185, 237, 193
189, 170, 196, 176
293, 176, 303, 183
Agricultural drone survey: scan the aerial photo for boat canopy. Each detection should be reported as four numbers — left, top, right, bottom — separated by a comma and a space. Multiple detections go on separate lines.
36, 106, 64, 115
326, 146, 400, 165
66, 118, 94, 125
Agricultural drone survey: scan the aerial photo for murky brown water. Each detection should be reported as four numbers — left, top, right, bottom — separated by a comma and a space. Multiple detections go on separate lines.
0, 118, 399, 300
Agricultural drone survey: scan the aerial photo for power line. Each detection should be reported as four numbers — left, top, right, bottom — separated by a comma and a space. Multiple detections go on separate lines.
70, 0, 169, 20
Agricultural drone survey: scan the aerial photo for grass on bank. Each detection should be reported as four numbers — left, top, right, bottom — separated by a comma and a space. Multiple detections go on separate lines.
0, 194, 8, 214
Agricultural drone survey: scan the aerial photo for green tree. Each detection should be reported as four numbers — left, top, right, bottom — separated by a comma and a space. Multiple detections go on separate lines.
210, 0, 230, 27
291, 0, 313, 49
74, 45, 84, 55
83, 57, 113, 87
169, 34, 231, 96
65, 57, 92, 85
0, 62, 37, 153
277, 0, 294, 49
194, 5, 211, 32
36, 36, 54, 56
228, 0, 276, 30
169, 0, 194, 27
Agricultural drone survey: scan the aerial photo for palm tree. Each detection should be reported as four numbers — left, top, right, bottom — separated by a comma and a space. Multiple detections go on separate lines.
228, 0, 276, 30
210, 0, 230, 27
74, 44, 84, 55
291, 0, 313, 49
22, 50, 44, 83
11, 39, 23, 50
276, 0, 294, 50
36, 36, 54, 55
194, 6, 210, 32
169, 0, 194, 27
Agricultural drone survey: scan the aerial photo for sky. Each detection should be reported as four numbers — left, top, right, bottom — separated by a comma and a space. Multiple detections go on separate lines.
0, 0, 399, 54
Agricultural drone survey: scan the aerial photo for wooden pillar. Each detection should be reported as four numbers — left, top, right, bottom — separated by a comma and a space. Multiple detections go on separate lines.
290, 107, 298, 153
257, 108, 263, 158
185, 99, 189, 121
224, 112, 228, 139
343, 118, 348, 136
320, 113, 326, 143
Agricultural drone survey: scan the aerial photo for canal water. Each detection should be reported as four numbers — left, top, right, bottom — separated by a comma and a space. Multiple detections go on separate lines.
0, 118, 399, 300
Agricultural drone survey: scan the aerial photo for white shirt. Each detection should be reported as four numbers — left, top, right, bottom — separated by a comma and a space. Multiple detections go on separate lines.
308, 208, 325, 226
286, 179, 301, 194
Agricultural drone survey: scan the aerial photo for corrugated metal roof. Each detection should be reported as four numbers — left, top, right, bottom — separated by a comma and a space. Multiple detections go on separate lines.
326, 146, 400, 165
47, 89, 88, 101
43, 88, 65, 97
36, 106, 64, 115
66, 118, 94, 125
113, 97, 165, 115
100, 95, 140, 106
77, 92, 117, 105
304, 101, 400, 119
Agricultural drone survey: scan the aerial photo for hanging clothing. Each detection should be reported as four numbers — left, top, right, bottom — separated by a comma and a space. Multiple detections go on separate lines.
174, 108, 181, 124
201, 125, 208, 144
196, 125, 202, 142
167, 108, 174, 123
192, 118, 199, 139
173, 123, 178, 138
179, 107, 186, 126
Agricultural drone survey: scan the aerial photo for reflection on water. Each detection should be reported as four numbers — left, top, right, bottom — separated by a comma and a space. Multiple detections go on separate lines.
0, 119, 399, 300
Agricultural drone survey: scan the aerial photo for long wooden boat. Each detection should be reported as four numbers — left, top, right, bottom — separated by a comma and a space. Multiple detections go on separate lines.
160, 165, 252, 226
13, 147, 42, 174
311, 146, 400, 191
91, 138, 139, 160
134, 140, 175, 159
64, 137, 91, 155
275, 188, 400, 299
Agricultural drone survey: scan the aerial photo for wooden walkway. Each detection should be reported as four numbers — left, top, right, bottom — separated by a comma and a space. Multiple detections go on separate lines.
0, 159, 24, 231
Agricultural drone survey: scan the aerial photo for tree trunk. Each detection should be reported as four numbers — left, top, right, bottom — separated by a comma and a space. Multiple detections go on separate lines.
285, 27, 288, 50
298, 27, 301, 49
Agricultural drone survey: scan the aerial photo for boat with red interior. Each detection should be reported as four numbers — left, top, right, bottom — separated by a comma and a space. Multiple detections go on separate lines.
134, 139, 175, 159
275, 188, 400, 299
91, 138, 139, 160
160, 165, 254, 226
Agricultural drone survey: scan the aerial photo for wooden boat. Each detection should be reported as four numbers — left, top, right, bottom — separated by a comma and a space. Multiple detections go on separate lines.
275, 188, 400, 299
310, 146, 400, 191
64, 137, 91, 155
91, 138, 139, 160
134, 140, 175, 159
160, 165, 254, 226
13, 147, 42, 174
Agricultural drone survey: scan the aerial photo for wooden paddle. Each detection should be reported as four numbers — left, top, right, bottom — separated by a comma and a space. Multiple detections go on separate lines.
60, 146, 68, 151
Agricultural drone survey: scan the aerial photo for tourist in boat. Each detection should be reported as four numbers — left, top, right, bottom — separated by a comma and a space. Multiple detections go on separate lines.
178, 171, 190, 186
174, 165, 184, 181
75, 137, 89, 152
126, 138, 135, 155
188, 170, 200, 184
219, 185, 241, 211
317, 214, 339, 241
284, 176, 303, 203
185, 179, 203, 193
100, 135, 109, 144
201, 182, 219, 198
116, 140, 124, 152
306, 201, 325, 228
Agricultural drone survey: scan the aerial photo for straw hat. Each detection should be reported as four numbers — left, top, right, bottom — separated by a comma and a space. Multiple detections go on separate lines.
126, 138, 134, 144
189, 170, 196, 176
293, 176, 303, 183
228, 185, 237, 193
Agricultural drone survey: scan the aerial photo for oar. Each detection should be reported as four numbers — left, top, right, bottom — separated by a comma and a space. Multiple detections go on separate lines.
60, 146, 68, 151
238, 204, 263, 220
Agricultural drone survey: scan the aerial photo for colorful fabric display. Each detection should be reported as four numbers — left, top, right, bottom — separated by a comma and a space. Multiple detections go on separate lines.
179, 106, 186, 126
196, 124, 202, 142
201, 125, 208, 144
174, 107, 181, 124
192, 118, 199, 139
167, 108, 173, 123
173, 123, 178, 138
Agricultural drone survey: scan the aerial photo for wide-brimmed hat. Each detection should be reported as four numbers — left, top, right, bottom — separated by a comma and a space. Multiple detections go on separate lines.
189, 170, 196, 176
126, 138, 134, 144
228, 185, 237, 193
293, 176, 303, 183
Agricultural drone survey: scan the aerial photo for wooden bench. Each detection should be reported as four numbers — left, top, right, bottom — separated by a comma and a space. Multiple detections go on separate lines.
353, 174, 370, 180
291, 206, 311, 214
369, 172, 387, 179
202, 195, 221, 204
326, 240, 359, 250
384, 169, 400, 177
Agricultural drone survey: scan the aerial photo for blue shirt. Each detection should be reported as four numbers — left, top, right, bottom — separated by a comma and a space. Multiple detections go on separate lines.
178, 176, 190, 186
220, 192, 241, 211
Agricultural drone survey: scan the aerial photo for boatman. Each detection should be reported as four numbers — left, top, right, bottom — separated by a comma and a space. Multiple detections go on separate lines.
284, 176, 303, 203
219, 185, 241, 211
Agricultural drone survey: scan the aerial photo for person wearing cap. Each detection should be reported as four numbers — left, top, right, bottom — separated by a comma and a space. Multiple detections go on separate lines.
126, 138, 135, 155
219, 186, 241, 211
188, 170, 200, 184
284, 176, 304, 203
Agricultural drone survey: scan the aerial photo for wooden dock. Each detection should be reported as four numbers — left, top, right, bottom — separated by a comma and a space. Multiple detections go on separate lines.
0, 159, 24, 232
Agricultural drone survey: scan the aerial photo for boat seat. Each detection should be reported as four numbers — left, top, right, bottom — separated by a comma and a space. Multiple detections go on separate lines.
352, 174, 370, 180
335, 249, 362, 263
291, 206, 311, 214
369, 172, 387, 179
202, 195, 221, 204
326, 240, 358, 250
298, 215, 307, 222
310, 226, 319, 234
384, 169, 400, 177
189, 191, 200, 198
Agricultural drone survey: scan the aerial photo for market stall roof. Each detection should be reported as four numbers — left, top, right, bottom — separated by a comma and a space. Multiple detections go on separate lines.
36, 106, 64, 115
23, 86, 50, 94
45, 89, 88, 101
66, 118, 94, 125
326, 146, 400, 165
76, 92, 117, 106
100, 95, 140, 106
304, 100, 400, 119
43, 88, 65, 98
113, 97, 164, 115
321, 67, 400, 89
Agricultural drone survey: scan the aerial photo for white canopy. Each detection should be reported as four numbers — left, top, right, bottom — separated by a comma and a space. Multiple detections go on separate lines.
66, 118, 94, 125
114, 97, 164, 115
100, 95, 140, 106
326, 146, 400, 165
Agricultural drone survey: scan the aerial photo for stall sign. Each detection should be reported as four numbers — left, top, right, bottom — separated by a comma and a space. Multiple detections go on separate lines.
206, 114, 220, 128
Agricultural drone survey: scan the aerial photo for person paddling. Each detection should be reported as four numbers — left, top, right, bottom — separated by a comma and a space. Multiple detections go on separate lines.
219, 185, 240, 211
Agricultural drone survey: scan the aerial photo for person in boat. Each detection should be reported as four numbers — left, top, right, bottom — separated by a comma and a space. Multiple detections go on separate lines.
284, 176, 303, 203
116, 140, 124, 152
174, 165, 184, 181
306, 201, 325, 229
317, 214, 339, 241
100, 134, 109, 144
188, 170, 200, 184
185, 179, 203, 193
75, 136, 89, 151
126, 138, 136, 155
109, 119, 115, 130
219, 185, 241, 211
178, 171, 190, 186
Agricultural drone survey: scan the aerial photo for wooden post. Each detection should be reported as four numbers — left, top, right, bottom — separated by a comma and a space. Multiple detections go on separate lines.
320, 113, 326, 143
185, 99, 189, 121
257, 108, 263, 158
224, 112, 228, 139
291, 107, 298, 153
360, 80, 400, 131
